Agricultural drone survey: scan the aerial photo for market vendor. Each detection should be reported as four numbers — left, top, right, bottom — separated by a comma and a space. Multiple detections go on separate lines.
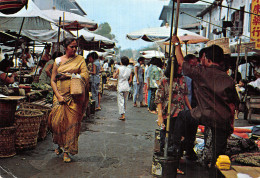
0, 59, 17, 85
0, 59, 17, 95
20, 48, 35, 68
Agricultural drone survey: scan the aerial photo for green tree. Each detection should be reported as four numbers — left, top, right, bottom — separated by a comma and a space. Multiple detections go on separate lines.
94, 22, 115, 40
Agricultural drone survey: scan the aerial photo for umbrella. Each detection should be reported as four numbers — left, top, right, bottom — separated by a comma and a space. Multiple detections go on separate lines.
72, 29, 115, 51
126, 25, 202, 42
140, 50, 165, 58
0, 1, 54, 31
42, 9, 98, 31
0, 0, 28, 14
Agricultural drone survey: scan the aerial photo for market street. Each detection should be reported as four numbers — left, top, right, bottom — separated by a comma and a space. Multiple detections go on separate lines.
0, 90, 158, 178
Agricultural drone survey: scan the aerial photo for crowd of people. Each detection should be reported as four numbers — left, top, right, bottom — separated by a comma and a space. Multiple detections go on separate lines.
0, 36, 259, 170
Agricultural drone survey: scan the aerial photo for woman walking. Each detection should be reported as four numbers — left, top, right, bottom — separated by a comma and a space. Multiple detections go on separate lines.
113, 56, 132, 120
133, 57, 145, 107
88, 52, 101, 111
48, 38, 89, 163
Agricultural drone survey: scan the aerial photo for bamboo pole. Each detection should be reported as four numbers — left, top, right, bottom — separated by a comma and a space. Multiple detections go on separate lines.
57, 17, 61, 53
164, 0, 181, 158
235, 38, 241, 83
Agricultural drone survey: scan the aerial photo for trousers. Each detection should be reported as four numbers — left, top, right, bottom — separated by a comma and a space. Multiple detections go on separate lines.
133, 82, 144, 103
117, 91, 128, 115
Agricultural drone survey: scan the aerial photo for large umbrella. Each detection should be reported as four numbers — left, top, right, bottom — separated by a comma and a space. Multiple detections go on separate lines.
42, 9, 98, 31
162, 33, 209, 55
0, 1, 54, 31
126, 25, 202, 42
72, 29, 115, 51
0, 0, 28, 14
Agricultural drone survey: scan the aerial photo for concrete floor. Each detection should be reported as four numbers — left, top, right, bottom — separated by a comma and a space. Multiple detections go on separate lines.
0, 90, 258, 178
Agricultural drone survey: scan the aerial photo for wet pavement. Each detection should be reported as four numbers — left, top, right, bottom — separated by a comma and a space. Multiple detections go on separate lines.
0, 90, 258, 178
0, 90, 158, 178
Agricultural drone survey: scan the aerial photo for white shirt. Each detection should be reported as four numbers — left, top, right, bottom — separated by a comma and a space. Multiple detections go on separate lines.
248, 78, 260, 90
117, 65, 131, 92
103, 62, 109, 71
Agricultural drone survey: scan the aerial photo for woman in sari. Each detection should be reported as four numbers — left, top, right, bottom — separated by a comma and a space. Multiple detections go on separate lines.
48, 38, 89, 163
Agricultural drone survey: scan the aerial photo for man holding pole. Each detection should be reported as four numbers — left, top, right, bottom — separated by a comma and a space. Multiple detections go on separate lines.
168, 35, 239, 170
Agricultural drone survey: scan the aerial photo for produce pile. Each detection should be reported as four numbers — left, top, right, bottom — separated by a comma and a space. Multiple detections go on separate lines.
31, 83, 53, 103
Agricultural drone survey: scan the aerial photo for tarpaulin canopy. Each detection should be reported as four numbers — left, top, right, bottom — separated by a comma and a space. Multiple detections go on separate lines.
0, 1, 54, 31
21, 24, 73, 43
42, 9, 98, 31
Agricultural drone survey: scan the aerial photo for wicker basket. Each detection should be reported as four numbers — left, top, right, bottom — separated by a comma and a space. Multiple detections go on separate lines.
14, 109, 43, 151
0, 126, 16, 158
19, 103, 51, 141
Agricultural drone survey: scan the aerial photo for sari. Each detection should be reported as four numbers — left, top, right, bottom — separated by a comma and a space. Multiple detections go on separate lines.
48, 55, 89, 155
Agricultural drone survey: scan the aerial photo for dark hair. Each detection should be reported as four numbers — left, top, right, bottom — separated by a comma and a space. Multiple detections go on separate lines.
138, 57, 145, 63
205, 45, 224, 64
24, 48, 30, 53
164, 58, 180, 79
109, 59, 114, 67
52, 51, 63, 60
0, 59, 13, 72
62, 38, 76, 49
38, 60, 46, 67
121, 56, 129, 66
184, 54, 197, 62
151, 57, 161, 67
104, 59, 108, 63
87, 52, 99, 60
199, 47, 207, 60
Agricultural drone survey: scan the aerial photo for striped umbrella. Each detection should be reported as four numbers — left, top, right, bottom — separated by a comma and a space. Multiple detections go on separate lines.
0, 0, 28, 14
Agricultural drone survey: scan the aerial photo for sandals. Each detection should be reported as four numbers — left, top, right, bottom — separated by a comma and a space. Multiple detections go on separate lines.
63, 152, 71, 163
177, 168, 185, 175
54, 147, 63, 155
133, 103, 137, 107
118, 117, 125, 121
95, 107, 101, 111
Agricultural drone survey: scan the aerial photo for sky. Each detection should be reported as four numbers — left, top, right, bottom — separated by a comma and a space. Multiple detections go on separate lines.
77, 0, 170, 50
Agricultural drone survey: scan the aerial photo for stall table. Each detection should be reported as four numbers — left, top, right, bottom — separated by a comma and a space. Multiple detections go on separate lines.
220, 166, 260, 178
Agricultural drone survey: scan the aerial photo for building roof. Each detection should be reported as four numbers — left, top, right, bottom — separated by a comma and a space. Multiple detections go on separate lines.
71, 1, 87, 16
196, 0, 220, 17
160, 4, 207, 21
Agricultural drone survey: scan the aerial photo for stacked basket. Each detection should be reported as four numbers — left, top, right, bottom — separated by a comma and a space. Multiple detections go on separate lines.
19, 103, 51, 140
14, 109, 43, 151
0, 126, 16, 157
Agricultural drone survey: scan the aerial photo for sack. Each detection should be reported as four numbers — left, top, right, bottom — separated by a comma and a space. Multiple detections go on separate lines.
70, 78, 83, 95
0, 85, 9, 96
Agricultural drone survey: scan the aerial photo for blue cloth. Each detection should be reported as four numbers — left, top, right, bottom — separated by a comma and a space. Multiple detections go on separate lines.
133, 63, 143, 82
91, 82, 99, 107
91, 60, 101, 84
133, 81, 144, 103
184, 76, 192, 104
147, 89, 151, 108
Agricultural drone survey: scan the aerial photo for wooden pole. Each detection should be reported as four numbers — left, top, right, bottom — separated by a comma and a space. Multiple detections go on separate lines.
13, 17, 25, 67
57, 17, 61, 53
235, 38, 241, 83
164, 0, 181, 158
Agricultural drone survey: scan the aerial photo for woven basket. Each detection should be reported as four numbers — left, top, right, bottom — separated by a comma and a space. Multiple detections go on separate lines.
19, 103, 51, 140
0, 126, 16, 158
14, 109, 43, 151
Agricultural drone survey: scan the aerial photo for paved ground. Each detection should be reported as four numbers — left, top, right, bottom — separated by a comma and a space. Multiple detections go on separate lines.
0, 90, 259, 178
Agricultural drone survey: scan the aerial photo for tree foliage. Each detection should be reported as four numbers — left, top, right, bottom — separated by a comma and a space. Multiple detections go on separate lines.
94, 22, 115, 40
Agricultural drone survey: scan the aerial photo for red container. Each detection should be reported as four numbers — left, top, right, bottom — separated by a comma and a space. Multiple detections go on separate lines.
19, 85, 31, 93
